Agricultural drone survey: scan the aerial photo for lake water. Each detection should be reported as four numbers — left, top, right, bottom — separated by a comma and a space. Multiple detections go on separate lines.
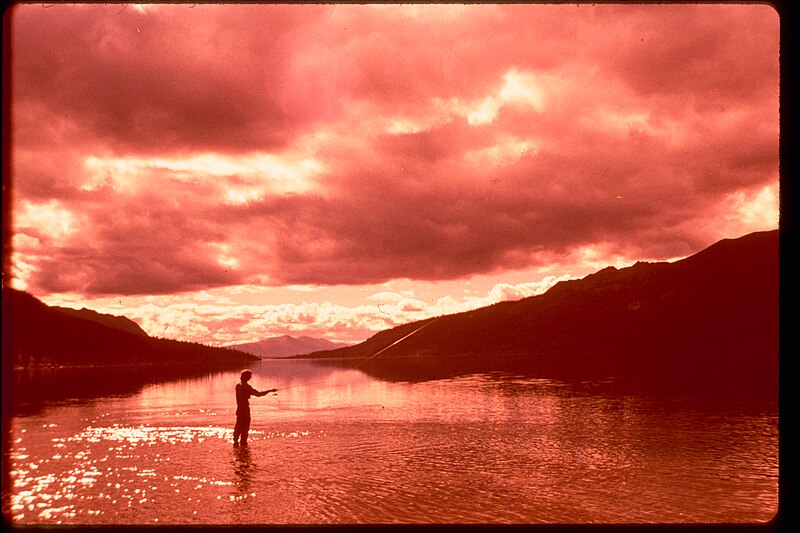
3, 358, 778, 525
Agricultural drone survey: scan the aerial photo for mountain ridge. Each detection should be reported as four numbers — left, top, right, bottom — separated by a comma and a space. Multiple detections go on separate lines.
296, 230, 778, 396
2, 230, 779, 401
51, 305, 149, 337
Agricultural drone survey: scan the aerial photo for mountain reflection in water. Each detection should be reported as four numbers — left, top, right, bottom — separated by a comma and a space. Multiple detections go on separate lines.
5, 364, 244, 416
4, 350, 777, 418
312, 353, 778, 409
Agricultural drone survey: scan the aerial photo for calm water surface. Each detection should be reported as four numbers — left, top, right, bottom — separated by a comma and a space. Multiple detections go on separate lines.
4, 359, 778, 524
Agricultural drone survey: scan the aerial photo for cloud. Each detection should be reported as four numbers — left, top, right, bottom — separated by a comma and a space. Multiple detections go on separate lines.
488, 276, 572, 303
9, 4, 335, 154
9, 3, 779, 299
40, 274, 572, 345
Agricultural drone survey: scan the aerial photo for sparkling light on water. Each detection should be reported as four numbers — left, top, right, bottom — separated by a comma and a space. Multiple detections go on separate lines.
7, 420, 322, 524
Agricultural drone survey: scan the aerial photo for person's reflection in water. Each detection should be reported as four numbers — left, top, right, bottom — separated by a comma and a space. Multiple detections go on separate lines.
231, 445, 256, 496
233, 369, 277, 447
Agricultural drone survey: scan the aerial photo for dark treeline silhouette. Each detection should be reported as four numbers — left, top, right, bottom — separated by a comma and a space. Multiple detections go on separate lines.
2, 288, 259, 414
3, 288, 258, 368
298, 230, 779, 401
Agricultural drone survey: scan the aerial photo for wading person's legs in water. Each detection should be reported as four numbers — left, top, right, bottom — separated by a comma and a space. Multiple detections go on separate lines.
233, 411, 251, 447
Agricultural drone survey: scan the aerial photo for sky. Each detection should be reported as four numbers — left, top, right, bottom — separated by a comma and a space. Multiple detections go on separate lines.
5, 3, 780, 346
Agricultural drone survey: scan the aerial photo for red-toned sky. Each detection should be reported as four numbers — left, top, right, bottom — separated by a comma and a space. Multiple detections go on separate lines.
6, 3, 779, 345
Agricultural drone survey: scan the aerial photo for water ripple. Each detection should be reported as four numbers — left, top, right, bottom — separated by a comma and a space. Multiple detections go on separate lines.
5, 366, 778, 525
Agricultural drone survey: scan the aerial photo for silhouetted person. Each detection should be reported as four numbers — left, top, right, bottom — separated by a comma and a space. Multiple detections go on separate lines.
233, 370, 276, 447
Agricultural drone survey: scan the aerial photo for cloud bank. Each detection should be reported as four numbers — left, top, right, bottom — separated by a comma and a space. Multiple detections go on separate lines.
9, 4, 779, 304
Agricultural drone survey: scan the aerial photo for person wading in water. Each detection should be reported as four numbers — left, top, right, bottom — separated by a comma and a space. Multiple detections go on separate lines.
233, 370, 277, 447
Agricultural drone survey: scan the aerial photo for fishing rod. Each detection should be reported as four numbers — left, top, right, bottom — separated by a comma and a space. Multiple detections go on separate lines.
266, 316, 442, 397
352, 315, 440, 371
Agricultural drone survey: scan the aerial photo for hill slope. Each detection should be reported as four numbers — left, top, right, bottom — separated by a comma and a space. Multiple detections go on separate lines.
2, 288, 258, 369
300, 230, 778, 392
52, 306, 149, 337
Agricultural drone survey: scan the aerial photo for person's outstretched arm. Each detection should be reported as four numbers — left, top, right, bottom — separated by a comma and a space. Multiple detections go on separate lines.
255, 388, 278, 397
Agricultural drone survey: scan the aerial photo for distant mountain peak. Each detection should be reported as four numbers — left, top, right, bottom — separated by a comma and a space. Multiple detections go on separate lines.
226, 335, 350, 358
